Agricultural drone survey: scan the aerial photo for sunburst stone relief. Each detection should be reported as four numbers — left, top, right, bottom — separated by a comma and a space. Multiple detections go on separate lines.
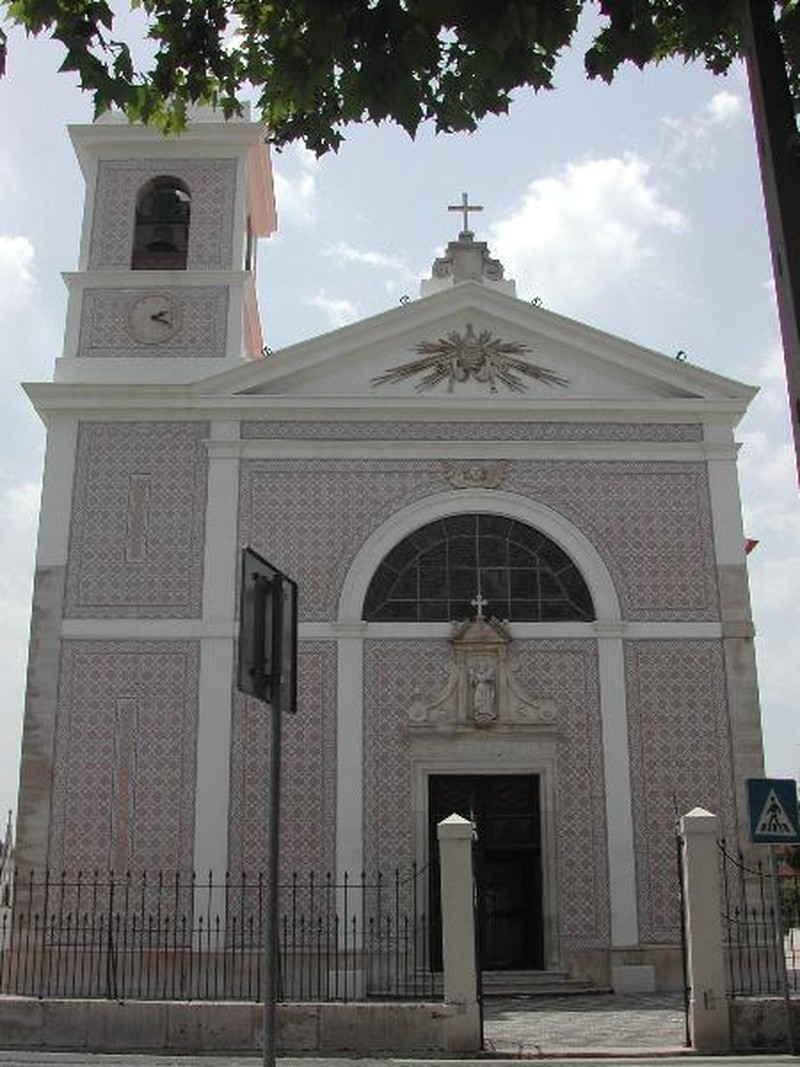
371, 323, 569, 394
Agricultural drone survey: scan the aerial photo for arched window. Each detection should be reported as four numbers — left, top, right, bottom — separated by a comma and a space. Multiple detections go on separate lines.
363, 514, 594, 622
131, 176, 191, 270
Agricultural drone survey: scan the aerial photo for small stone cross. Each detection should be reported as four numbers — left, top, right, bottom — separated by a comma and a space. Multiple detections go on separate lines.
448, 192, 483, 236
471, 592, 488, 619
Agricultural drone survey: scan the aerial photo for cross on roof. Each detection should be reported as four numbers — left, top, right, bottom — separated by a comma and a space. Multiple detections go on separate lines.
471, 592, 488, 619
448, 192, 483, 237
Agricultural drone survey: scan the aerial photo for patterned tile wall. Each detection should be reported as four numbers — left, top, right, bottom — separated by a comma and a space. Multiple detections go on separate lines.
362, 638, 609, 951
239, 458, 717, 623
625, 639, 735, 943
505, 461, 718, 621
241, 421, 703, 442
66, 421, 209, 618
48, 640, 199, 875
238, 460, 444, 622
508, 639, 609, 951
88, 158, 237, 270
78, 287, 229, 358
227, 641, 337, 877
362, 640, 452, 872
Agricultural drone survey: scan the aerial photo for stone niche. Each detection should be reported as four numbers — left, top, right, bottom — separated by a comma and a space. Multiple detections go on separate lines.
406, 614, 556, 736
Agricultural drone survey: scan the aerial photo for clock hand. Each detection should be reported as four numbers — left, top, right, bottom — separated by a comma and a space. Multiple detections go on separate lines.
150, 310, 171, 326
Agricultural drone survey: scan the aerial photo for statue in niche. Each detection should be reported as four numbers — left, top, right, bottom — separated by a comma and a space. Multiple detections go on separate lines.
469, 661, 497, 726
403, 613, 556, 733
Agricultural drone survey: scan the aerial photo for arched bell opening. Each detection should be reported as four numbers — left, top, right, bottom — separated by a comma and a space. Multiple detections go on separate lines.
131, 176, 191, 270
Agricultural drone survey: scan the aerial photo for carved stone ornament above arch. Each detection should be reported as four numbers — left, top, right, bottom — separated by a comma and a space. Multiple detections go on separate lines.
406, 614, 556, 736
441, 459, 510, 489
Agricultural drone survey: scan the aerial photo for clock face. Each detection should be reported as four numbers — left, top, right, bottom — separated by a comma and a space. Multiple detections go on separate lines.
126, 292, 182, 344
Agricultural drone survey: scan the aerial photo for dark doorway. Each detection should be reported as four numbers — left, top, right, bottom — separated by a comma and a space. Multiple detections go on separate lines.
429, 774, 544, 971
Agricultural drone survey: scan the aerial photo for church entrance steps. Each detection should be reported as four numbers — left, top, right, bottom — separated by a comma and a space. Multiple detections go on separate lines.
481, 970, 605, 997
418, 970, 605, 998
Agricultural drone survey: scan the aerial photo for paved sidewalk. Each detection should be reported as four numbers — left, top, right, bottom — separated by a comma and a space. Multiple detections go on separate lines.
483, 992, 689, 1056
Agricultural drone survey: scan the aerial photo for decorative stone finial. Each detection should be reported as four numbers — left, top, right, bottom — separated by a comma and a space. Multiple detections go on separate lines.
421, 198, 516, 296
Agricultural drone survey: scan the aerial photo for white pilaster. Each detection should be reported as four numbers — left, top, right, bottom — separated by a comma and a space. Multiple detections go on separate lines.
704, 426, 746, 565
596, 623, 639, 947
335, 626, 366, 879
35, 417, 79, 566
193, 420, 240, 879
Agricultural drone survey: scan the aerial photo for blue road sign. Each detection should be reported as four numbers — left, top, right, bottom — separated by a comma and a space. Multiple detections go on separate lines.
747, 778, 800, 843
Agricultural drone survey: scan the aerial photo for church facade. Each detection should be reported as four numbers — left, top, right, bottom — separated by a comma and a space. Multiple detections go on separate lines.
15, 111, 765, 992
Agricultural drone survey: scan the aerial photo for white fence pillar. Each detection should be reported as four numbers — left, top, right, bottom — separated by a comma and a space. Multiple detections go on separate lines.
681, 807, 730, 1053
437, 814, 481, 1052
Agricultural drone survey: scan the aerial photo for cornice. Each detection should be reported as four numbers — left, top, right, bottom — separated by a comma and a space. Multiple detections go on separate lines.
22, 384, 752, 424
205, 438, 732, 463
62, 269, 253, 289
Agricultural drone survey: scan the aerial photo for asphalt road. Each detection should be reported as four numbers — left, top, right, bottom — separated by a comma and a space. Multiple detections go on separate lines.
0, 1055, 796, 1066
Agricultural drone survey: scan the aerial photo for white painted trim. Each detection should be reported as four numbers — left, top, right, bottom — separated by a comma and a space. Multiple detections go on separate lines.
24, 387, 753, 422
193, 420, 240, 879
59, 618, 725, 641
209, 438, 712, 463
336, 638, 364, 881
194, 638, 235, 880
337, 489, 621, 624
704, 425, 748, 566
61, 619, 235, 639
36, 417, 79, 567
231, 154, 248, 274
597, 635, 638, 946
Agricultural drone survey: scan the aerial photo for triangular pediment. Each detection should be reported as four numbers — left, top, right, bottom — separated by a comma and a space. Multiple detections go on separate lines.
196, 282, 755, 409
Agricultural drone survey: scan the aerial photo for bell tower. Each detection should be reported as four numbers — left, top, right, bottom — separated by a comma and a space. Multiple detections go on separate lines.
58, 106, 276, 382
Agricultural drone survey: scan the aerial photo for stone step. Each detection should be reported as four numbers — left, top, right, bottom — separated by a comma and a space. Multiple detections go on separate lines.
479, 970, 601, 997
424, 970, 604, 998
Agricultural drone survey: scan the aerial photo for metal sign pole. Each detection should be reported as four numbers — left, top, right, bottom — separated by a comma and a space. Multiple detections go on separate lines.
263, 581, 284, 1067
238, 549, 297, 1067
262, 684, 282, 1067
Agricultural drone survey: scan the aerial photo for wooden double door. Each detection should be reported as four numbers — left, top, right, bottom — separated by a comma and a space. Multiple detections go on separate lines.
429, 774, 544, 971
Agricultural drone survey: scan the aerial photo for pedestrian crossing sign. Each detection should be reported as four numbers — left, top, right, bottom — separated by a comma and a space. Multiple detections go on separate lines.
747, 778, 800, 843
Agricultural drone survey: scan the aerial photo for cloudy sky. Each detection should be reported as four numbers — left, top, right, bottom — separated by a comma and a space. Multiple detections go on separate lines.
0, 13, 798, 823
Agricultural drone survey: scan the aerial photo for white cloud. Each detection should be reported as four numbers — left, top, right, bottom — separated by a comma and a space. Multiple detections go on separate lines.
0, 479, 40, 821
660, 90, 745, 171
705, 90, 744, 127
272, 144, 320, 224
307, 291, 359, 327
325, 242, 406, 271
490, 155, 685, 311
737, 341, 800, 779
0, 235, 36, 308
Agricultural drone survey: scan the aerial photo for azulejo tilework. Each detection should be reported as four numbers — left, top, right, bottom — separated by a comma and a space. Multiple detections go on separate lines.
240, 420, 703, 442
511, 639, 609, 951
227, 641, 337, 878
506, 461, 718, 621
65, 421, 209, 618
78, 287, 229, 358
625, 639, 735, 943
238, 459, 445, 622
239, 457, 717, 624
89, 159, 237, 270
49, 640, 200, 876
362, 639, 452, 874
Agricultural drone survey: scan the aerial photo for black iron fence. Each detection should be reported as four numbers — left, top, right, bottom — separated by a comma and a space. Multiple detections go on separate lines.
719, 840, 799, 998
0, 865, 436, 1002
